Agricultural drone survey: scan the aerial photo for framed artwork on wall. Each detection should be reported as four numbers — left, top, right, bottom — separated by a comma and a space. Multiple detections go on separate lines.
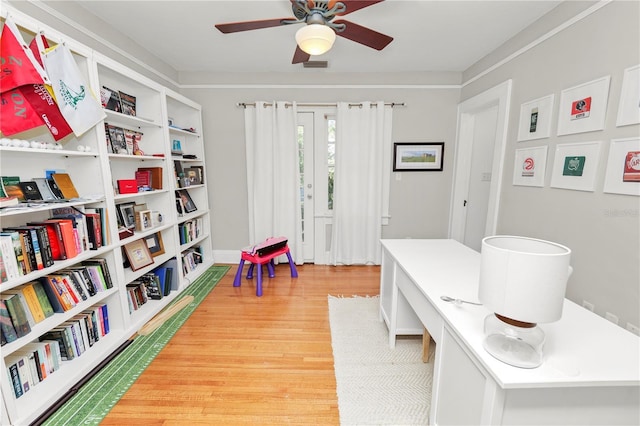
550, 141, 603, 192
603, 137, 640, 196
616, 64, 640, 127
517, 94, 554, 141
513, 146, 548, 187
557, 76, 610, 136
393, 142, 444, 171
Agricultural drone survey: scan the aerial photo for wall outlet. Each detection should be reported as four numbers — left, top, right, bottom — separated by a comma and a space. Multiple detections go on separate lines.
626, 323, 640, 336
605, 312, 619, 325
582, 300, 595, 312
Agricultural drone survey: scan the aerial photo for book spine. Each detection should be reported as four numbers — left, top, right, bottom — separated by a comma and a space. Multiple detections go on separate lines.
15, 356, 31, 393
58, 275, 81, 304
34, 226, 54, 268
0, 299, 19, 343
32, 281, 55, 318
28, 229, 44, 270
0, 236, 20, 280
50, 276, 75, 311
3, 295, 31, 337
100, 303, 109, 335
7, 362, 23, 398
21, 284, 46, 323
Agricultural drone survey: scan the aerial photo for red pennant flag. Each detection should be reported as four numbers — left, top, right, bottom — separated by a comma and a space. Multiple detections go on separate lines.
0, 17, 47, 93
18, 84, 74, 140
19, 34, 74, 140
0, 87, 45, 136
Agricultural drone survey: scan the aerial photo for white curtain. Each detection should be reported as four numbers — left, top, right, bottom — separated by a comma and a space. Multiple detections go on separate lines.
329, 101, 393, 265
244, 101, 303, 264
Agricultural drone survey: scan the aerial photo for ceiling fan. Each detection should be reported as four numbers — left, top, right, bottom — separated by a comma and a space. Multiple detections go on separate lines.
215, 0, 393, 64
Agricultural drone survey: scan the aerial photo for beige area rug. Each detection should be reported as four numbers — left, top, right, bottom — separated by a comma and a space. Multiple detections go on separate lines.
328, 295, 434, 425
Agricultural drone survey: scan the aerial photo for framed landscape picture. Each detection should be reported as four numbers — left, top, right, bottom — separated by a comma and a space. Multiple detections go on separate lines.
603, 137, 640, 196
550, 141, 603, 192
513, 146, 548, 187
557, 76, 610, 136
517, 94, 554, 141
393, 142, 444, 171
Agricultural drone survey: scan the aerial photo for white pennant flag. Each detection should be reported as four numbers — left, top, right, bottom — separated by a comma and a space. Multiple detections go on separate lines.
42, 43, 105, 136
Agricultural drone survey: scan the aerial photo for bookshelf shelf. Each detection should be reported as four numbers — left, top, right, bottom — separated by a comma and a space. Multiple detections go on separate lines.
169, 127, 201, 137
0, 10, 213, 425
1, 287, 119, 358
0, 146, 99, 158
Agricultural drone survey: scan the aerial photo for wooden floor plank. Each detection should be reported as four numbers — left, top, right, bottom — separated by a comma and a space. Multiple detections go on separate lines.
101, 264, 380, 425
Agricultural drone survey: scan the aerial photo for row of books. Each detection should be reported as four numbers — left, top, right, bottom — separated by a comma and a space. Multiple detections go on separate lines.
0, 258, 113, 344
105, 123, 143, 155
6, 303, 109, 399
100, 86, 136, 116
135, 167, 163, 191
178, 218, 204, 245
1, 174, 79, 203
181, 247, 203, 275
126, 262, 176, 313
0, 207, 106, 282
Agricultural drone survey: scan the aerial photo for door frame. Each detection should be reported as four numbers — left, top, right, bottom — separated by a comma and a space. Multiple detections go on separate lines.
449, 80, 512, 245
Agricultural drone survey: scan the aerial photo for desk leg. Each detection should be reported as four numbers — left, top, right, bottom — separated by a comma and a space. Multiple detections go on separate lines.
423, 327, 431, 363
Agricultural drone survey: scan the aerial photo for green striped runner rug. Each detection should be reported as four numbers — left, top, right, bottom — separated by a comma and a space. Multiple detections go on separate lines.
40, 265, 230, 426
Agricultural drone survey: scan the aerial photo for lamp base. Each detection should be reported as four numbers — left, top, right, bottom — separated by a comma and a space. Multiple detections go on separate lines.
482, 314, 545, 369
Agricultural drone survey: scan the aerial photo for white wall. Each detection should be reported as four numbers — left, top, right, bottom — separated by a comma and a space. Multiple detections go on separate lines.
180, 82, 461, 251
462, 1, 640, 329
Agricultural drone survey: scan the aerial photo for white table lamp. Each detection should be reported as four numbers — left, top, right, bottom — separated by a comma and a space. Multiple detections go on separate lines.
478, 235, 572, 368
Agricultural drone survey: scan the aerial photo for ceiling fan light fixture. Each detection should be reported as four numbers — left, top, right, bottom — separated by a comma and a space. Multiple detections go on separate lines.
295, 24, 336, 55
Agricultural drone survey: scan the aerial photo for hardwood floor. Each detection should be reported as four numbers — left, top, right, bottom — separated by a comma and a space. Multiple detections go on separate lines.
101, 264, 381, 425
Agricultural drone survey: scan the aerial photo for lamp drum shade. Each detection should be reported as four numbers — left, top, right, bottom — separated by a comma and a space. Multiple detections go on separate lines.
478, 236, 572, 324
295, 24, 336, 56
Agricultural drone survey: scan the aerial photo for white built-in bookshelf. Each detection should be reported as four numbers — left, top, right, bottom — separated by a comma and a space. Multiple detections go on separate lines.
0, 9, 213, 425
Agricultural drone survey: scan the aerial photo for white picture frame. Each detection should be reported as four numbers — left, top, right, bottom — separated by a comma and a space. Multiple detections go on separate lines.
513, 146, 548, 187
616, 64, 640, 127
557, 76, 610, 136
550, 141, 603, 192
517, 94, 554, 141
603, 137, 640, 196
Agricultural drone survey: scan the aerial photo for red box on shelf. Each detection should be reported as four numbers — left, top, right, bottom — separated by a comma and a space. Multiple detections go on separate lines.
117, 179, 138, 194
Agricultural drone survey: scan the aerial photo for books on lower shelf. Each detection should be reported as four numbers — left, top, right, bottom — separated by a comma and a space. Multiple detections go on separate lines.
4, 303, 110, 399
0, 260, 113, 348
178, 218, 204, 245
181, 247, 203, 275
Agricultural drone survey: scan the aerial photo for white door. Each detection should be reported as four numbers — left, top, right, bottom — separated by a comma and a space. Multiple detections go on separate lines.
297, 112, 315, 262
297, 108, 336, 264
449, 80, 512, 252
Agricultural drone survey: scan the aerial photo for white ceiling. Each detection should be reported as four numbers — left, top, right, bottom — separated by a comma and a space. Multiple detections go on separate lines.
72, 0, 562, 74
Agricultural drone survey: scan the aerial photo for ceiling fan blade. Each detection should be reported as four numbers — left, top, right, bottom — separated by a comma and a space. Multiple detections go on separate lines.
292, 45, 311, 64
215, 17, 294, 33
332, 1, 386, 16
333, 19, 393, 50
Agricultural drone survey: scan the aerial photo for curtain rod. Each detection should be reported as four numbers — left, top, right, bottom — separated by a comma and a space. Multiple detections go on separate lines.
237, 102, 405, 108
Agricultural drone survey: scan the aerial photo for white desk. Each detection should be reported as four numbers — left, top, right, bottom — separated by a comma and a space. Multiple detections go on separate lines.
380, 239, 640, 425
